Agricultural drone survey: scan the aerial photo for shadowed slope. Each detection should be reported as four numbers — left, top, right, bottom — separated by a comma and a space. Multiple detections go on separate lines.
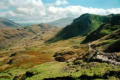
47, 13, 110, 43
82, 14, 120, 44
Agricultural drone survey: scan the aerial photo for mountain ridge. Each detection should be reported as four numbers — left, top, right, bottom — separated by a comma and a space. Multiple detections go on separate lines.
82, 14, 120, 44
47, 13, 111, 42
0, 17, 21, 28
0, 23, 59, 49
47, 17, 74, 27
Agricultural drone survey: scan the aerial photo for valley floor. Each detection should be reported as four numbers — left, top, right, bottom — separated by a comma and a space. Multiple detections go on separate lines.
0, 36, 120, 80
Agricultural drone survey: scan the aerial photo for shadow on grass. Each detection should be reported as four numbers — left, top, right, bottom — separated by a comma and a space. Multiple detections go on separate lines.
43, 71, 120, 80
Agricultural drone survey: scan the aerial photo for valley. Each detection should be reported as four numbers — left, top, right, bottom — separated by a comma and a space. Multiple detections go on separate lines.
0, 13, 120, 80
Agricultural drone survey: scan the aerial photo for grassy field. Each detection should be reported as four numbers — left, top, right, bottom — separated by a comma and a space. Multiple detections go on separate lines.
0, 35, 120, 80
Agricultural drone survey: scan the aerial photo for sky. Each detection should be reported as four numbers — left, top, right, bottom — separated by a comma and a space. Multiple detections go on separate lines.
0, 0, 120, 24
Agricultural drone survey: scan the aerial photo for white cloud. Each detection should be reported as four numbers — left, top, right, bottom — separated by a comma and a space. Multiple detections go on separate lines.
55, 0, 68, 6
0, 0, 120, 24
107, 8, 120, 14
9, 0, 44, 7
9, 0, 46, 16
0, 0, 9, 9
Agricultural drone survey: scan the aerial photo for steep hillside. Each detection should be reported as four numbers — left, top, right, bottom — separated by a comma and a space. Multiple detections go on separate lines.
0, 28, 27, 49
47, 14, 110, 42
104, 39, 120, 53
48, 17, 74, 27
82, 14, 120, 44
0, 18, 21, 28
89, 29, 120, 53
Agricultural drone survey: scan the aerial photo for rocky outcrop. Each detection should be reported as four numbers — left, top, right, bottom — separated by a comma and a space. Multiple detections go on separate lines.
55, 57, 66, 62
53, 51, 75, 57
13, 71, 34, 80
10, 53, 16, 57
91, 52, 120, 65
53, 51, 75, 62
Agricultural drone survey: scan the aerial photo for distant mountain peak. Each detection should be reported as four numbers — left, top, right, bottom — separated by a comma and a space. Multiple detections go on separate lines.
47, 17, 74, 27
0, 17, 21, 28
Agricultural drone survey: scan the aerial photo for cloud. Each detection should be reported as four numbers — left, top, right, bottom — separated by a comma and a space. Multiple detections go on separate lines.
107, 8, 120, 14
0, 0, 9, 9
9, 0, 46, 16
55, 0, 68, 6
0, 0, 120, 24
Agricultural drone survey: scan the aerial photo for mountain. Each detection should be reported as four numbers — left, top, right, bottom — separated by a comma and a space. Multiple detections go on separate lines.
47, 13, 110, 42
0, 23, 59, 49
0, 28, 26, 49
90, 28, 120, 53
82, 14, 120, 44
0, 14, 120, 80
0, 17, 21, 28
47, 17, 74, 27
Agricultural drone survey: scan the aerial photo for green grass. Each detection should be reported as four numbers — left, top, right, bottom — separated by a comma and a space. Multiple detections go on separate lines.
47, 14, 109, 42
82, 24, 120, 44
1, 57, 120, 80
24, 61, 120, 80
0, 67, 28, 80
71, 62, 120, 80
26, 62, 69, 80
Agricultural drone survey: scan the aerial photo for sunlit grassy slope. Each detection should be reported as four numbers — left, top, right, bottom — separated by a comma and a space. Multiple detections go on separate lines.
0, 35, 120, 80
0, 36, 85, 80
0, 14, 120, 80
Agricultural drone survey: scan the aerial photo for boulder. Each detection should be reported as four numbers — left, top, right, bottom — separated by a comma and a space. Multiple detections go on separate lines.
55, 57, 66, 62
53, 51, 75, 57
53, 51, 75, 62
10, 53, 16, 57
